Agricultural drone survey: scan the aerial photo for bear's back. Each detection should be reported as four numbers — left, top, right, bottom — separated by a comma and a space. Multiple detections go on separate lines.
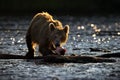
28, 12, 64, 44
32, 12, 53, 23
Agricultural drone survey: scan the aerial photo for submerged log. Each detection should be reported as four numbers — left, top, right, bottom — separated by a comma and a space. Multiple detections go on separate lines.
89, 48, 111, 52
97, 53, 120, 58
43, 55, 115, 63
0, 54, 42, 59
0, 54, 26, 59
0, 53, 116, 63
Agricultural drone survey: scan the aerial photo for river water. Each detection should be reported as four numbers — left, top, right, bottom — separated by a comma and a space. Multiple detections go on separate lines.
0, 15, 120, 80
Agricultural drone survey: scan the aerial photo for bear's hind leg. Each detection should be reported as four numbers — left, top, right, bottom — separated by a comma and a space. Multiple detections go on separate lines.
25, 34, 34, 58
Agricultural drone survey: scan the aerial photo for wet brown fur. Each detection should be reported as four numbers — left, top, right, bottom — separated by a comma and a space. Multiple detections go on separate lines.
26, 12, 69, 58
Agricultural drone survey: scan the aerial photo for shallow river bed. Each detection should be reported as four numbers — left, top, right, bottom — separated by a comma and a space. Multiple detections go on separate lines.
0, 15, 120, 80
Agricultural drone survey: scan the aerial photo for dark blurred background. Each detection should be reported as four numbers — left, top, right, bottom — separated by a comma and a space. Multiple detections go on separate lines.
0, 0, 120, 15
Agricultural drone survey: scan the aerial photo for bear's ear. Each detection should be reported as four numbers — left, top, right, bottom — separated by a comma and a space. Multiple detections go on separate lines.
64, 25, 69, 34
49, 23, 55, 31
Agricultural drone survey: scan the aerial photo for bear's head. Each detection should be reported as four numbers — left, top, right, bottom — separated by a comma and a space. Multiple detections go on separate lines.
49, 22, 69, 50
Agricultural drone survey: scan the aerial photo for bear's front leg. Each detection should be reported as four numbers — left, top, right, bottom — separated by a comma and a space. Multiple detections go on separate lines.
25, 34, 34, 58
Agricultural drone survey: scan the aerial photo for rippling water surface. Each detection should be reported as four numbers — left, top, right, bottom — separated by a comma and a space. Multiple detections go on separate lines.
0, 15, 120, 80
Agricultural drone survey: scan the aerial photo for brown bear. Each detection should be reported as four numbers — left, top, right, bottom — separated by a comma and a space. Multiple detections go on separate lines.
25, 12, 69, 58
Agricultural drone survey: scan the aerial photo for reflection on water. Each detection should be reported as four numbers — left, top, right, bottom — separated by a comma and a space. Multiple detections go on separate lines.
0, 15, 120, 80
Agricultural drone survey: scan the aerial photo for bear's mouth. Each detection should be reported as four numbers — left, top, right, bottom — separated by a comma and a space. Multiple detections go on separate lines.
51, 41, 60, 49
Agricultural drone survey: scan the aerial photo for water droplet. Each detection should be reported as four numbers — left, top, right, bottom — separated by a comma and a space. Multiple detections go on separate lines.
73, 37, 76, 40
108, 37, 111, 40
102, 38, 105, 41
1, 38, 4, 41
98, 38, 101, 42
77, 26, 81, 30
77, 35, 80, 37
12, 41, 15, 44
92, 34, 96, 37
107, 41, 109, 43
112, 36, 115, 38
81, 26, 84, 29
117, 32, 120, 35
91, 24, 95, 27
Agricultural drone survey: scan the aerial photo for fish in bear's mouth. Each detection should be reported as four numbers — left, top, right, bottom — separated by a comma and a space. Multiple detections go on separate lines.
54, 46, 66, 55
51, 42, 66, 55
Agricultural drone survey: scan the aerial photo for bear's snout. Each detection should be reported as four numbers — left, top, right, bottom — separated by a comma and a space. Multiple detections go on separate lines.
55, 42, 60, 47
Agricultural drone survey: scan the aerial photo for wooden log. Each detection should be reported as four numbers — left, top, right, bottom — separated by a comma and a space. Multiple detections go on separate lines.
0, 53, 116, 63
97, 53, 120, 58
89, 48, 111, 52
0, 53, 42, 59
43, 55, 116, 63
0, 54, 25, 59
